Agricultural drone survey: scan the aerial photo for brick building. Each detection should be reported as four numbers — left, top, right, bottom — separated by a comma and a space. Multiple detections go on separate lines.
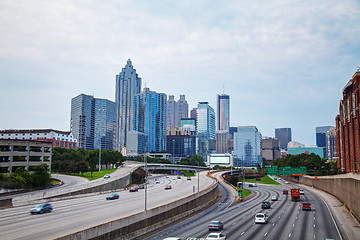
335, 70, 360, 173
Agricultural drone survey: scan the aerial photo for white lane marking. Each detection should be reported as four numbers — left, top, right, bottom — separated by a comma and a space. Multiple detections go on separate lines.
289, 233, 291, 238
272, 223, 276, 226
241, 232, 245, 235
314, 217, 315, 220
314, 224, 316, 228
314, 235, 316, 238
296, 216, 298, 219
317, 194, 343, 240
264, 232, 268, 236
232, 222, 236, 225
293, 224, 295, 227
279, 216, 281, 218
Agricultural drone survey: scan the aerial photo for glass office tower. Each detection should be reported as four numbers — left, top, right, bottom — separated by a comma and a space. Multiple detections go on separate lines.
233, 126, 262, 167
196, 102, 216, 161
316, 126, 334, 148
115, 59, 142, 151
94, 98, 117, 151
134, 88, 167, 152
71, 94, 95, 150
217, 94, 230, 131
275, 128, 292, 150
71, 94, 116, 150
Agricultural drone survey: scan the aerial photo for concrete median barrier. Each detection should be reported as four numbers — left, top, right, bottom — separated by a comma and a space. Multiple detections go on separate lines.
55, 180, 220, 240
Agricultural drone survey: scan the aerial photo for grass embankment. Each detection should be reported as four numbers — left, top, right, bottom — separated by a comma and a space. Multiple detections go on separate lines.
61, 168, 118, 181
51, 179, 60, 185
245, 175, 281, 185
236, 188, 251, 198
182, 171, 195, 177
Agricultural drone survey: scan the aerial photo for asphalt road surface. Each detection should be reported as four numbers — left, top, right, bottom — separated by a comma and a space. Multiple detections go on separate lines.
137, 176, 345, 240
0, 173, 214, 240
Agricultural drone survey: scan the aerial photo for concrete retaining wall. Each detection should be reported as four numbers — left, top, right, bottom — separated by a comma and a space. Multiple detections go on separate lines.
282, 174, 360, 221
55, 180, 220, 240
0, 198, 12, 209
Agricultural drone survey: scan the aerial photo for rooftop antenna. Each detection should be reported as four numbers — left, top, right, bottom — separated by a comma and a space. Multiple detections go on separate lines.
222, 82, 225, 94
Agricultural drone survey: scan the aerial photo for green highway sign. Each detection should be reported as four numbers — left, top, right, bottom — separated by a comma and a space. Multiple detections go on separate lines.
267, 166, 278, 175
292, 166, 307, 175
238, 189, 243, 197
279, 166, 292, 176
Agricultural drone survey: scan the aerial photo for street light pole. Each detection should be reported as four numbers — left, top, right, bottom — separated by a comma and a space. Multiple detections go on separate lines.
144, 153, 147, 211
98, 137, 101, 172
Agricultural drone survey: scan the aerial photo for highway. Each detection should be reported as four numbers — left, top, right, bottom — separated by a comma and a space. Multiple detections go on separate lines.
137, 175, 344, 240
0, 173, 214, 240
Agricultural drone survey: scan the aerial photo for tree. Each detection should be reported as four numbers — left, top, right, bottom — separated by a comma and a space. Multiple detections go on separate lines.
131, 167, 145, 183
86, 150, 99, 178
31, 164, 51, 187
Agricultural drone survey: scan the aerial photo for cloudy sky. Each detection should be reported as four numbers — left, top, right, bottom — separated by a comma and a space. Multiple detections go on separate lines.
1, 0, 359, 146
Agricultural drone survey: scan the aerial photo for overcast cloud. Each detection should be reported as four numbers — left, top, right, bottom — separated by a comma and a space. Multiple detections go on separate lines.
1, 0, 359, 146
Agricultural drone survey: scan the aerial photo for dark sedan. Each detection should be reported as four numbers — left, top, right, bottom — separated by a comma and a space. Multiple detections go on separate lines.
106, 193, 119, 200
30, 203, 53, 214
261, 201, 271, 209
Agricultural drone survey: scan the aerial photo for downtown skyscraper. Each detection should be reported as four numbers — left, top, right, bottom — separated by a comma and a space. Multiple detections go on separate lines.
71, 94, 116, 150
196, 102, 216, 161
134, 88, 167, 152
275, 128, 292, 150
216, 94, 230, 153
115, 59, 142, 151
166, 95, 188, 130
233, 126, 262, 167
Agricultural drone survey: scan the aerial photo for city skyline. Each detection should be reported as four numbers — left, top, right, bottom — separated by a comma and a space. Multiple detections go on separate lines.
1, 1, 359, 147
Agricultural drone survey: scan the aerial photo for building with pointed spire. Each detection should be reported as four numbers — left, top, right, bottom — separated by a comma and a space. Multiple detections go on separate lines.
115, 59, 142, 151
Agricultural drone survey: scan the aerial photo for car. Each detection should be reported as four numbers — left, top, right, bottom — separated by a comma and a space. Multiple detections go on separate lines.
166, 176, 169, 178
155, 178, 160, 184
30, 203, 52, 214
302, 202, 312, 211
208, 220, 224, 231
177, 176, 181, 179
187, 177, 191, 180
162, 238, 181, 240
138, 184, 144, 189
205, 232, 226, 240
299, 189, 305, 195
165, 185, 172, 190
129, 186, 138, 192
285, 181, 289, 184
261, 201, 271, 209
103, 174, 110, 179
283, 190, 288, 195
249, 184, 254, 187
271, 196, 278, 201
106, 193, 119, 200
254, 213, 268, 224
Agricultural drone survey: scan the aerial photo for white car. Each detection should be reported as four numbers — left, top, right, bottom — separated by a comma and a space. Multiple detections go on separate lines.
255, 213, 268, 224
299, 189, 305, 195
271, 196, 278, 201
206, 232, 226, 240
285, 181, 289, 184
103, 174, 110, 179
155, 179, 160, 184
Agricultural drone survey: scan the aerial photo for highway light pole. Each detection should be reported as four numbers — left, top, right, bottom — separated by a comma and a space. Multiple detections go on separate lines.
144, 153, 147, 211
98, 137, 101, 172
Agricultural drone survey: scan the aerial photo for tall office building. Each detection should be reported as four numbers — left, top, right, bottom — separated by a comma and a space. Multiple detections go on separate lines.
71, 94, 116, 150
275, 128, 292, 150
190, 108, 197, 119
216, 94, 230, 153
233, 126, 262, 167
166, 95, 176, 130
196, 102, 216, 161
115, 59, 142, 151
316, 126, 334, 148
326, 127, 337, 161
94, 98, 117, 151
217, 94, 230, 131
134, 88, 167, 152
176, 95, 188, 127
71, 94, 95, 150
262, 137, 280, 161
166, 95, 188, 130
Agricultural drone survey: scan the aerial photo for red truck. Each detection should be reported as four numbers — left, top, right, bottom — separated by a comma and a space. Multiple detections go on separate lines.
291, 188, 300, 201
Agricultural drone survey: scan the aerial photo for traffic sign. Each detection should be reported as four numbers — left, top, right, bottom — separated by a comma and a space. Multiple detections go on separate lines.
267, 166, 278, 175
279, 166, 292, 176
238, 189, 243, 197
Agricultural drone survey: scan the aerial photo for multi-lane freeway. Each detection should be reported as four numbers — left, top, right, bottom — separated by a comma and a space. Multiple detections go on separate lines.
0, 173, 214, 240
137, 174, 346, 240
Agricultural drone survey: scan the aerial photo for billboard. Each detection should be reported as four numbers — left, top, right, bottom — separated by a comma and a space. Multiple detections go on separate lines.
209, 156, 230, 164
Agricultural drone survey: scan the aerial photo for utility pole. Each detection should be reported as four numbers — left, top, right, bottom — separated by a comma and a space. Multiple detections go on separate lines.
98, 137, 101, 172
